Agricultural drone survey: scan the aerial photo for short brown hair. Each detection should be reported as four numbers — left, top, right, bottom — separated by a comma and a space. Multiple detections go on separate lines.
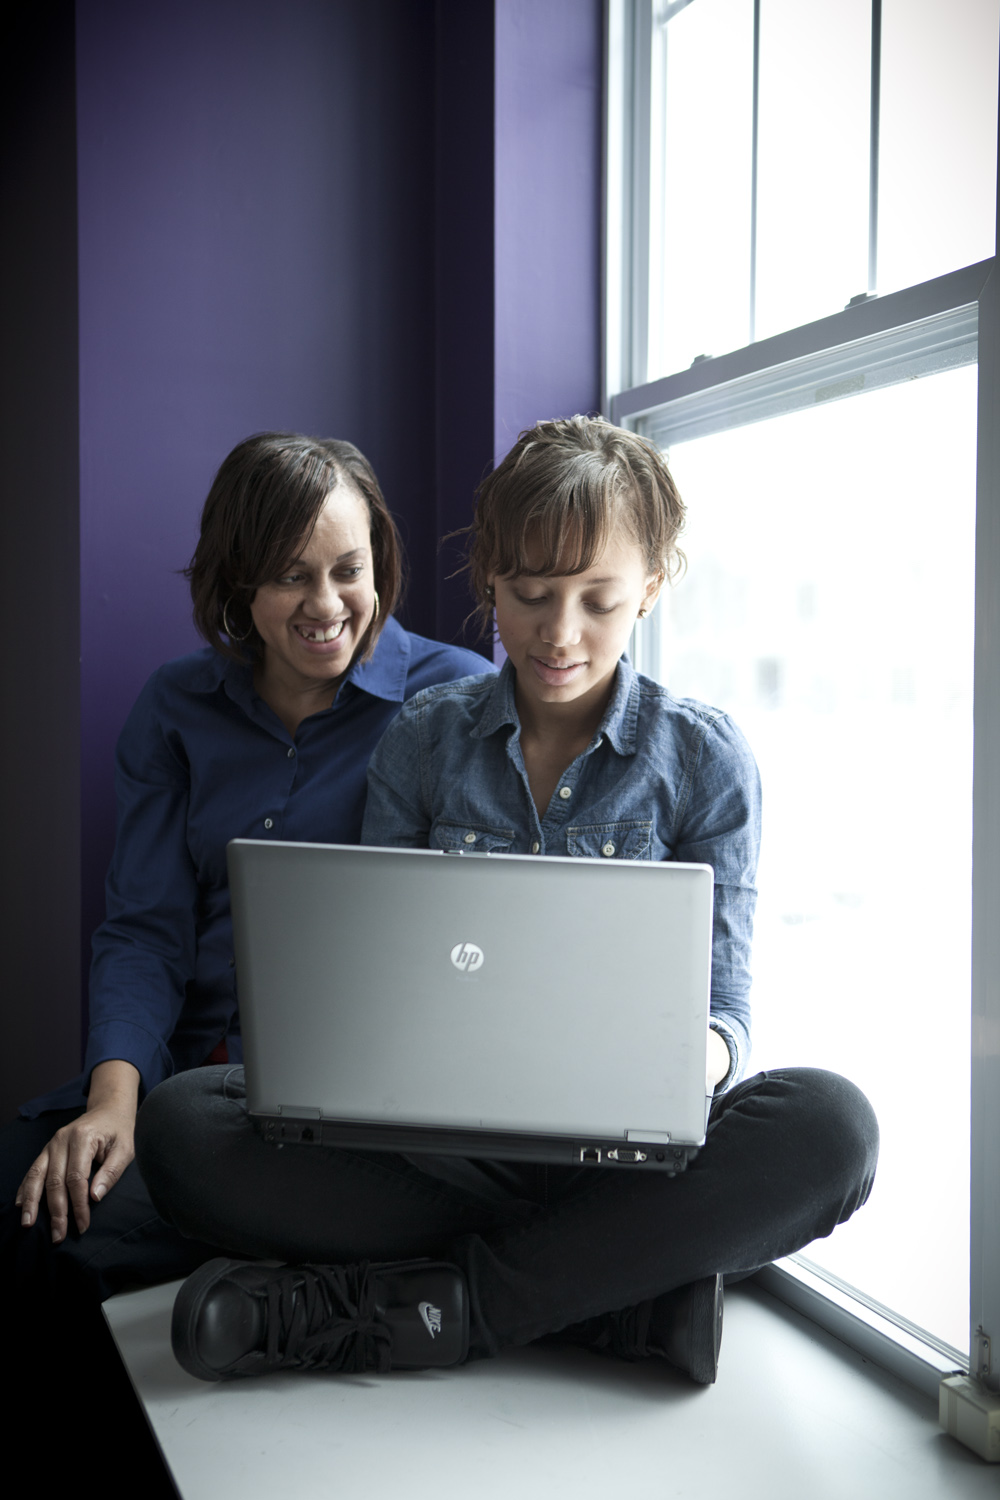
186, 432, 403, 663
464, 415, 685, 635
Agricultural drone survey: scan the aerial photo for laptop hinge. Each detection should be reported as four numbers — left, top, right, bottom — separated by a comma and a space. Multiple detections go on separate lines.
626, 1128, 672, 1145
276, 1105, 322, 1119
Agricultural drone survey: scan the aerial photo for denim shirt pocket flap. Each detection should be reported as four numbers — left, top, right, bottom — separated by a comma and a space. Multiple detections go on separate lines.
566, 820, 653, 860
432, 820, 516, 854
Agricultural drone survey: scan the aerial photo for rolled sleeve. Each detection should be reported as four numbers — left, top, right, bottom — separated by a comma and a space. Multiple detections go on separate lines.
673, 711, 761, 1090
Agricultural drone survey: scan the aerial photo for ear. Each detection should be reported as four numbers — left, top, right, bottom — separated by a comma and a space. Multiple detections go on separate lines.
638, 569, 665, 618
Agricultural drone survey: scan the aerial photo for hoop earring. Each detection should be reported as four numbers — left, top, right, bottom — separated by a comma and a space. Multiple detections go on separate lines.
637, 606, 648, 619
222, 597, 251, 643
372, 590, 380, 624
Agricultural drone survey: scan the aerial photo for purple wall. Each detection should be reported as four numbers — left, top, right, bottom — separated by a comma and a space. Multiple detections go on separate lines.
494, 0, 603, 463
2, 0, 602, 1112
433, 0, 498, 649
75, 0, 442, 1015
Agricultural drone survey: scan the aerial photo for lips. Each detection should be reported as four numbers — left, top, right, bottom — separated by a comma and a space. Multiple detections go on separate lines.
530, 655, 587, 686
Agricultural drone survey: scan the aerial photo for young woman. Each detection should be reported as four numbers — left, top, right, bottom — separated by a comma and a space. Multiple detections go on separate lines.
2, 431, 489, 1313
137, 416, 878, 1387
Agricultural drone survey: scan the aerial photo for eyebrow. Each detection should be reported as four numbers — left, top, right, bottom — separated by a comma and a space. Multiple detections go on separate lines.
286, 546, 367, 566
513, 572, 622, 585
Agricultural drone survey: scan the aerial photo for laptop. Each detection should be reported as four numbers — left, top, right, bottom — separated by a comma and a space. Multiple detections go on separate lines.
229, 840, 714, 1175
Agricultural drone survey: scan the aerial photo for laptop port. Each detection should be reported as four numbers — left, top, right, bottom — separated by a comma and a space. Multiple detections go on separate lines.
579, 1147, 601, 1163
606, 1148, 647, 1164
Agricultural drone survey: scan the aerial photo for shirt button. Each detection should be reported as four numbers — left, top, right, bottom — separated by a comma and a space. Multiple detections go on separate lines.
287, 746, 296, 758
558, 786, 571, 800
531, 841, 540, 854
264, 818, 274, 830
463, 832, 477, 845
601, 841, 616, 857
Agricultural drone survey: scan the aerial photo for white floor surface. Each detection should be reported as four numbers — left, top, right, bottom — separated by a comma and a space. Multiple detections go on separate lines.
104, 1279, 997, 1500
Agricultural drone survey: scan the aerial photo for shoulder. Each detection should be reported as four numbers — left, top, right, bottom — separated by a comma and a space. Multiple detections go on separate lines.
370, 670, 498, 756
398, 628, 496, 699
400, 669, 498, 718
634, 674, 758, 773
118, 648, 228, 762
142, 646, 228, 697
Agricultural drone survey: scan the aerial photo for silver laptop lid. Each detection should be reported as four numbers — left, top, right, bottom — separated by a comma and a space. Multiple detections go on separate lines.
230, 841, 714, 1149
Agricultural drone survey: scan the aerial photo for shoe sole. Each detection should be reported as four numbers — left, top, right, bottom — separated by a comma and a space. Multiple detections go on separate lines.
688, 1274, 723, 1385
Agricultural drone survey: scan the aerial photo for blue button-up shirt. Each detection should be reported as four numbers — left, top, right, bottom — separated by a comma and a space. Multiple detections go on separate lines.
24, 618, 491, 1115
362, 657, 761, 1089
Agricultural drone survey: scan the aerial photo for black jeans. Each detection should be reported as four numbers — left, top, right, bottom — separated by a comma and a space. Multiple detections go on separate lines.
136, 1064, 879, 1361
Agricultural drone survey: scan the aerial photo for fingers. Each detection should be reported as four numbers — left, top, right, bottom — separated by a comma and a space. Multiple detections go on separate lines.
64, 1129, 100, 1237
16, 1124, 99, 1241
14, 1148, 50, 1229
15, 1106, 136, 1242
46, 1126, 85, 1243
89, 1136, 135, 1207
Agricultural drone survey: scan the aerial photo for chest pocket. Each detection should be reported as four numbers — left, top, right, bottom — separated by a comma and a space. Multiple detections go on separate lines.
431, 819, 515, 854
566, 820, 653, 861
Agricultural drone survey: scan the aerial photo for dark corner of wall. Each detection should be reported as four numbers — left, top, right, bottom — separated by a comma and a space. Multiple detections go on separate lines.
0, 0, 82, 1114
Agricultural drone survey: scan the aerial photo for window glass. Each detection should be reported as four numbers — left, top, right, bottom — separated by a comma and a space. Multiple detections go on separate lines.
649, 365, 976, 1351
650, 0, 754, 377
645, 0, 999, 375
877, 0, 999, 295
754, 0, 871, 340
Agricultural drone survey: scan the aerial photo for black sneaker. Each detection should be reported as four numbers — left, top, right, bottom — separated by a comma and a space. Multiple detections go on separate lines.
645, 1274, 724, 1384
544, 1274, 724, 1385
171, 1257, 469, 1381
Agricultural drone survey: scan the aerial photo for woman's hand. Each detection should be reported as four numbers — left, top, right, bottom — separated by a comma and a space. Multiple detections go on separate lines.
16, 1060, 141, 1242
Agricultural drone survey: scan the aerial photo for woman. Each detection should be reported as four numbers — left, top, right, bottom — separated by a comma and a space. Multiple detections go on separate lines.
3, 430, 490, 1306
137, 417, 879, 1386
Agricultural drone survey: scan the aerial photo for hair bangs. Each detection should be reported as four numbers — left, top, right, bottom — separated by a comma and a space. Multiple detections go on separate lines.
458, 415, 686, 639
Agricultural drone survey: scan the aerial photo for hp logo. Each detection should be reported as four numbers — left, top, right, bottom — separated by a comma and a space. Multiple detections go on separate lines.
450, 942, 484, 973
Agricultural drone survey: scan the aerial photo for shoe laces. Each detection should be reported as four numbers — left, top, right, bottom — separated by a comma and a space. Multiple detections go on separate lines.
262, 1262, 394, 1374
587, 1300, 653, 1361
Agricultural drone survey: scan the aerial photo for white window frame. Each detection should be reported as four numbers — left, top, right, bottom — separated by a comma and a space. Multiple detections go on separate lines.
604, 0, 1000, 1397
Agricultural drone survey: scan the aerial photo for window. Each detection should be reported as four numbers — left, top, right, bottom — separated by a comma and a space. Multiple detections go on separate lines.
606, 0, 1000, 1393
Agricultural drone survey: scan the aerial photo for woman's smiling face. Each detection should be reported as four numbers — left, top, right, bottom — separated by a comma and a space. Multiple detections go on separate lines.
250, 481, 376, 700
491, 529, 662, 724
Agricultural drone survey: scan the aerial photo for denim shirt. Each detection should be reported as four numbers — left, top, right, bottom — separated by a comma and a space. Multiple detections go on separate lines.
362, 657, 761, 1090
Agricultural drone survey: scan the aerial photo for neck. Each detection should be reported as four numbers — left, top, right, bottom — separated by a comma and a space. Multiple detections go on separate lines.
513, 675, 611, 750
254, 661, 342, 738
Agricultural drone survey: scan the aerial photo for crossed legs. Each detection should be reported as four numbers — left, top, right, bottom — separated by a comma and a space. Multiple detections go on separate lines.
136, 1064, 879, 1361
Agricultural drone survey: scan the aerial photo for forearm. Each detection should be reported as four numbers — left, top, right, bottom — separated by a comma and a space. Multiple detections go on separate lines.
87, 1059, 141, 1113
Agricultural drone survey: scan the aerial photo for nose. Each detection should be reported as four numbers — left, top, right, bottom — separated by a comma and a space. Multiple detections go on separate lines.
303, 573, 343, 620
540, 596, 582, 649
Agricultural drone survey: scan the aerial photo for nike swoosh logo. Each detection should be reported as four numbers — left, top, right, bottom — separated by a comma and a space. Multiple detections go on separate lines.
418, 1300, 442, 1338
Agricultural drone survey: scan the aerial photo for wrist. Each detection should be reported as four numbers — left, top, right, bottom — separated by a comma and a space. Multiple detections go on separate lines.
87, 1059, 141, 1112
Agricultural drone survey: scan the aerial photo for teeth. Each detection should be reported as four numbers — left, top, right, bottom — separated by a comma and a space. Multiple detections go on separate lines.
298, 622, 345, 643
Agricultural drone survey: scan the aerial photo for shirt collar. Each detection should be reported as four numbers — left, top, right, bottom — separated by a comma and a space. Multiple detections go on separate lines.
344, 615, 412, 702
473, 655, 639, 754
